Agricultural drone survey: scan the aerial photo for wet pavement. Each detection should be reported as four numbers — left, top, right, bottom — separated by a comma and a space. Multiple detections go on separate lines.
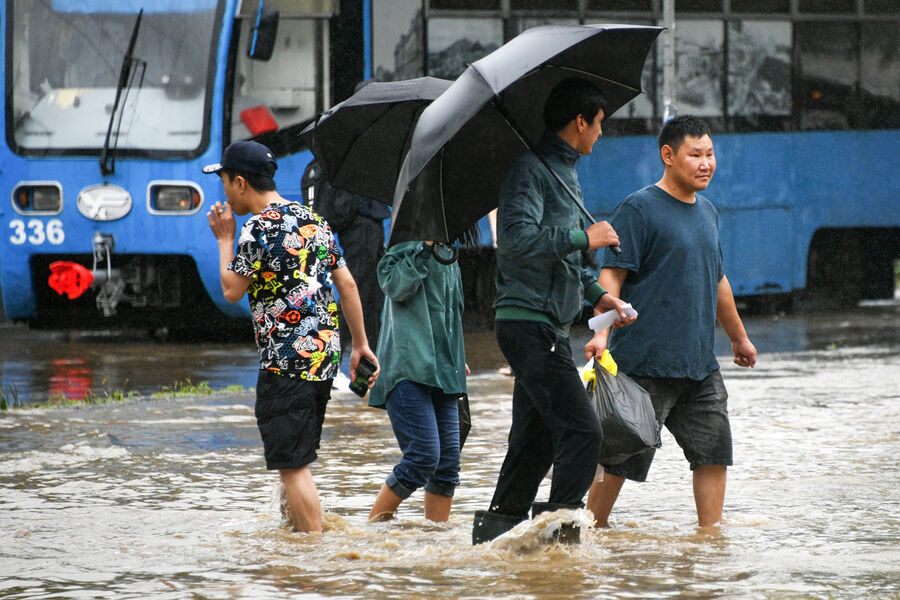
1, 302, 899, 598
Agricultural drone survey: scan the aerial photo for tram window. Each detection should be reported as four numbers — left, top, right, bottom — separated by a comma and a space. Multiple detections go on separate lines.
675, 0, 723, 12
604, 19, 658, 137
726, 20, 791, 132
674, 20, 725, 122
860, 21, 900, 129
230, 18, 326, 147
427, 18, 503, 78
730, 0, 790, 12
864, 0, 900, 13
799, 0, 855, 12
430, 0, 501, 9
372, 0, 424, 81
795, 22, 859, 130
509, 0, 578, 9
586, 0, 654, 11
505, 17, 579, 39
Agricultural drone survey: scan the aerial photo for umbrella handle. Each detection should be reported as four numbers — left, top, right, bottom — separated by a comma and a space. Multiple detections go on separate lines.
432, 242, 458, 265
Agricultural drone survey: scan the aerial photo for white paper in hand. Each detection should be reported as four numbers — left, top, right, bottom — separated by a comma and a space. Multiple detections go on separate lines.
588, 303, 637, 332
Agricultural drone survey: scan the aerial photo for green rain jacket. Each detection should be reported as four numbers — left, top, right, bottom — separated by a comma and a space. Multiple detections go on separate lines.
493, 131, 606, 333
368, 241, 467, 408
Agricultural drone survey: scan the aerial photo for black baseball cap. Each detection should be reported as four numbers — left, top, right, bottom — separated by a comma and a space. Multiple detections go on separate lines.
202, 141, 277, 178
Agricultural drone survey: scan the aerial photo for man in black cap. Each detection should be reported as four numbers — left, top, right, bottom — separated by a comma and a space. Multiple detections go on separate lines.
204, 140, 380, 533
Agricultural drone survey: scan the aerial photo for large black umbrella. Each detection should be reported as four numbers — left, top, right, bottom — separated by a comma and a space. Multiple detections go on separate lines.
298, 76, 452, 204
389, 24, 662, 246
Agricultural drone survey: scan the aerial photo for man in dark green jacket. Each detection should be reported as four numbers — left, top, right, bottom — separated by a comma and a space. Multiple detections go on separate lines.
473, 78, 636, 544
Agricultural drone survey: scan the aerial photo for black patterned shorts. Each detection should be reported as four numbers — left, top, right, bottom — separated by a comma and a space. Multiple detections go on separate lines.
255, 370, 332, 470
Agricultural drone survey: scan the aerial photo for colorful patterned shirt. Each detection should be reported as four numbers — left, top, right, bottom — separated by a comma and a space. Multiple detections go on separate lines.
230, 201, 346, 380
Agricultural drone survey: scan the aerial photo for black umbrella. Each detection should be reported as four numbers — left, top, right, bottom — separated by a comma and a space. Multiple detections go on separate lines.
298, 76, 452, 204
389, 24, 662, 246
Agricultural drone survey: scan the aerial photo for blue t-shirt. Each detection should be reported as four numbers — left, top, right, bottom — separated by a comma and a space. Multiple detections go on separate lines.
602, 185, 724, 380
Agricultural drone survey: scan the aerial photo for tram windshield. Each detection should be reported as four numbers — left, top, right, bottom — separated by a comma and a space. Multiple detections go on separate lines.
7, 0, 220, 155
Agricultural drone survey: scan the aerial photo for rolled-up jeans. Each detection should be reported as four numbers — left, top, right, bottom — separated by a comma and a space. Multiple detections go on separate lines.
489, 320, 603, 519
385, 380, 461, 499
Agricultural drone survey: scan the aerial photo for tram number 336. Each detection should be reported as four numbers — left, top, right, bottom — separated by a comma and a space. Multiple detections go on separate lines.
9, 218, 65, 245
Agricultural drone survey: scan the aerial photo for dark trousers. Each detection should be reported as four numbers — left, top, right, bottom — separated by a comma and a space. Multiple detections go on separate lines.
489, 320, 603, 519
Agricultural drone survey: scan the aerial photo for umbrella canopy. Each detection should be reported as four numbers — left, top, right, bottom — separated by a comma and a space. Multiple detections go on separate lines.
298, 76, 452, 204
389, 24, 662, 245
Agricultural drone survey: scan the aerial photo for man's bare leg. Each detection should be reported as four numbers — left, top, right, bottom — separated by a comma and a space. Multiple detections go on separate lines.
280, 466, 322, 532
586, 473, 626, 528
693, 464, 726, 527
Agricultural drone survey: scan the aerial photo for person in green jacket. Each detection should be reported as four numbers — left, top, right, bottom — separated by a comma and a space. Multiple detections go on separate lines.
367, 240, 468, 523
472, 78, 636, 544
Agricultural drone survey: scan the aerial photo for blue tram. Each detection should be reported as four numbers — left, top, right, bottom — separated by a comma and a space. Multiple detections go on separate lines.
1, 0, 898, 330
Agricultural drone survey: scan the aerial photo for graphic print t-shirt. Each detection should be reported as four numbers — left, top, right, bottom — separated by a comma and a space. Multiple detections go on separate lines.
230, 202, 346, 380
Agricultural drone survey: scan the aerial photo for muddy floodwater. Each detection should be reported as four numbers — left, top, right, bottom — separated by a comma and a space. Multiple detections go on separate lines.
1, 302, 899, 599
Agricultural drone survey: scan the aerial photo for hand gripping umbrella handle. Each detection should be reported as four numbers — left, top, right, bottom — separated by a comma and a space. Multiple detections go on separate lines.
532, 151, 623, 256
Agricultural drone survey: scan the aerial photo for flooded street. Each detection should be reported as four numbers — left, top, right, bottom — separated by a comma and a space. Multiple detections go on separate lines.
1, 302, 899, 598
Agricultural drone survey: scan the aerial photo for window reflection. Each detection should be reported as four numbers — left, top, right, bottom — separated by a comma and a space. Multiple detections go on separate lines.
799, 0, 854, 12
674, 20, 724, 118
430, 0, 500, 9
731, 0, 790, 11
373, 0, 424, 81
504, 16, 579, 39
727, 21, 791, 131
796, 22, 857, 130
860, 22, 900, 128
399, 5, 899, 135
509, 0, 577, 9
427, 18, 503, 79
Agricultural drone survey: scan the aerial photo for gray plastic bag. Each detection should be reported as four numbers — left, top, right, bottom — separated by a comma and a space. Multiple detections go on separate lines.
587, 361, 661, 464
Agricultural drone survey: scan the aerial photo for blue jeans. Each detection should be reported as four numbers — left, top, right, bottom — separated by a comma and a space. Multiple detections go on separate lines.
384, 380, 461, 498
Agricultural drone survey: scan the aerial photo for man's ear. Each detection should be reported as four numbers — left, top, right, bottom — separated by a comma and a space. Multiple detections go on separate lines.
660, 144, 675, 166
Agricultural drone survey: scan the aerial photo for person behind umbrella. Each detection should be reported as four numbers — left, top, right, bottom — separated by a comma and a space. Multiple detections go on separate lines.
472, 78, 636, 544
301, 158, 391, 357
367, 236, 470, 523
585, 115, 757, 529
204, 140, 379, 533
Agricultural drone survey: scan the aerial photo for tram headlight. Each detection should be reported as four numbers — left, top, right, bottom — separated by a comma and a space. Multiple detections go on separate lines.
12, 183, 62, 214
148, 182, 203, 214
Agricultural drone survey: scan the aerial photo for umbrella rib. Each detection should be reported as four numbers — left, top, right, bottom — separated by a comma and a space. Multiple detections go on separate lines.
548, 64, 642, 94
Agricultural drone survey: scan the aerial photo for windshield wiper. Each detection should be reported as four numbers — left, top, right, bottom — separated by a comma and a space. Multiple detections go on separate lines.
100, 9, 146, 177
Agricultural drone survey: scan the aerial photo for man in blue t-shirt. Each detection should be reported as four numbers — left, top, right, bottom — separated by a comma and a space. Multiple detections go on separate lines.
585, 115, 757, 528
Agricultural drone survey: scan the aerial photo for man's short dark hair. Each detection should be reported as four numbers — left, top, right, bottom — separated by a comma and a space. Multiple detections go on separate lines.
542, 78, 608, 132
222, 169, 277, 192
658, 115, 711, 153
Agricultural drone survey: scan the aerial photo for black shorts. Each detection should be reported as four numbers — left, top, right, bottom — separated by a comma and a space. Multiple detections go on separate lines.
255, 370, 333, 471
603, 370, 733, 482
